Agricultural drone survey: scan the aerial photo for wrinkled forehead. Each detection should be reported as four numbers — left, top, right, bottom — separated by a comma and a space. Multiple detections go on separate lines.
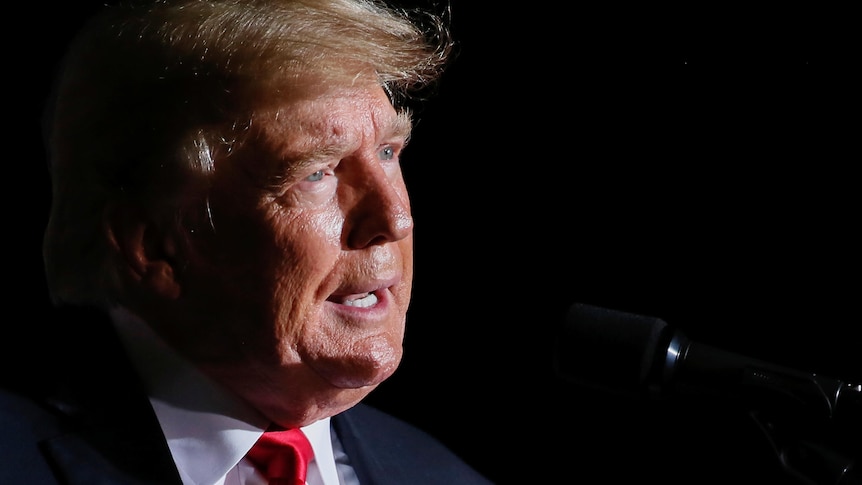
247, 81, 410, 159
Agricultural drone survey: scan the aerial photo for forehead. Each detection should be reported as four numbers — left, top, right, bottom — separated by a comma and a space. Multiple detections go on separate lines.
252, 83, 409, 158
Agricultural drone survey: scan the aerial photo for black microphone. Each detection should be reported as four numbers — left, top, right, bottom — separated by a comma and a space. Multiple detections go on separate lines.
553, 302, 861, 485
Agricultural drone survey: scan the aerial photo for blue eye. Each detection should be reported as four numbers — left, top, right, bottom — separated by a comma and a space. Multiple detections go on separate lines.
306, 170, 325, 182
379, 145, 395, 160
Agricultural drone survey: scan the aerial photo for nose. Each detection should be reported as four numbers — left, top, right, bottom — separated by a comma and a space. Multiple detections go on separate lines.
342, 162, 413, 249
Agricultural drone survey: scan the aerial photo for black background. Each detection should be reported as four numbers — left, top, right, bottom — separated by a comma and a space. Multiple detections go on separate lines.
13, 2, 859, 484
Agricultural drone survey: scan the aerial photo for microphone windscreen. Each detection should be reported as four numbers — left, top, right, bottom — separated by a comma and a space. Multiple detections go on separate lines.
555, 303, 670, 397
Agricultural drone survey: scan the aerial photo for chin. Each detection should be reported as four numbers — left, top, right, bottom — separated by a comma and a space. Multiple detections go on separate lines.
312, 348, 402, 390
334, 371, 395, 390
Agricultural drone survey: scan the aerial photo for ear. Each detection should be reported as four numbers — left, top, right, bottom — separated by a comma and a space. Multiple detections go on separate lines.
105, 203, 182, 300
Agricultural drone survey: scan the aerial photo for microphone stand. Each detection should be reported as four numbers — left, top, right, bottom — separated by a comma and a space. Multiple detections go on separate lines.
735, 373, 861, 485
660, 331, 861, 485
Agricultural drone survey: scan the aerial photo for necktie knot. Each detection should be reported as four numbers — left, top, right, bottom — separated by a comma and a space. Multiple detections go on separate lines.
247, 426, 314, 485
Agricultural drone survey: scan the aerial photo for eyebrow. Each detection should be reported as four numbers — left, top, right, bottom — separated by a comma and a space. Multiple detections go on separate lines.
390, 110, 414, 145
294, 108, 412, 161
259, 109, 414, 186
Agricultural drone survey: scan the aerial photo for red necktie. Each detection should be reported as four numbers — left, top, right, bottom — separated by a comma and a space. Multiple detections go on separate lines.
246, 426, 314, 485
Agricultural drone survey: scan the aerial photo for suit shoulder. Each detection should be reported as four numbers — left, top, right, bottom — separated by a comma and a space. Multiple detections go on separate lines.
334, 403, 495, 484
0, 388, 67, 484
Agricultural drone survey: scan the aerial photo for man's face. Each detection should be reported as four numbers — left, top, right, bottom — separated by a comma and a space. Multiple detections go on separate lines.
172, 83, 415, 425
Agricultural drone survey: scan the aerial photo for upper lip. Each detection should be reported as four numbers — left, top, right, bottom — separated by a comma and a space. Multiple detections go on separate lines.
326, 275, 400, 303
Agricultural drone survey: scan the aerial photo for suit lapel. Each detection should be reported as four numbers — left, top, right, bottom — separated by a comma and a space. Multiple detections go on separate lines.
332, 404, 421, 485
332, 405, 389, 485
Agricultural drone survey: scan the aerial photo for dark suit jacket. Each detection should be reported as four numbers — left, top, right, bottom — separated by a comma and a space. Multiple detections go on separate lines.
0, 306, 493, 485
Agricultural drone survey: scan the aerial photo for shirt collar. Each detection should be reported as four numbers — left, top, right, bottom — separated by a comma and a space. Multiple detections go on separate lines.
108, 306, 339, 485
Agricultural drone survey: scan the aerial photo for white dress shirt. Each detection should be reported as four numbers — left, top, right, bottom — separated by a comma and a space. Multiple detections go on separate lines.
109, 306, 360, 485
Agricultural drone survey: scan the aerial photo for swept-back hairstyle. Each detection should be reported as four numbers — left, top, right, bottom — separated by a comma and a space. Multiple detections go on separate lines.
43, 0, 453, 306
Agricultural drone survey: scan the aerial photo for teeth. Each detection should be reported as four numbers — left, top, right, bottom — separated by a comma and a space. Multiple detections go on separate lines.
343, 293, 378, 308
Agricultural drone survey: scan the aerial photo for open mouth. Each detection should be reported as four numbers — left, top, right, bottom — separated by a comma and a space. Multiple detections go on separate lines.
329, 291, 380, 308
343, 292, 379, 308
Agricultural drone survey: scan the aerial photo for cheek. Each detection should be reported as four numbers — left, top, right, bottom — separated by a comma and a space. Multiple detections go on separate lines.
399, 234, 413, 287
204, 206, 342, 302
317, 208, 344, 243
273, 209, 343, 268
268, 208, 344, 294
